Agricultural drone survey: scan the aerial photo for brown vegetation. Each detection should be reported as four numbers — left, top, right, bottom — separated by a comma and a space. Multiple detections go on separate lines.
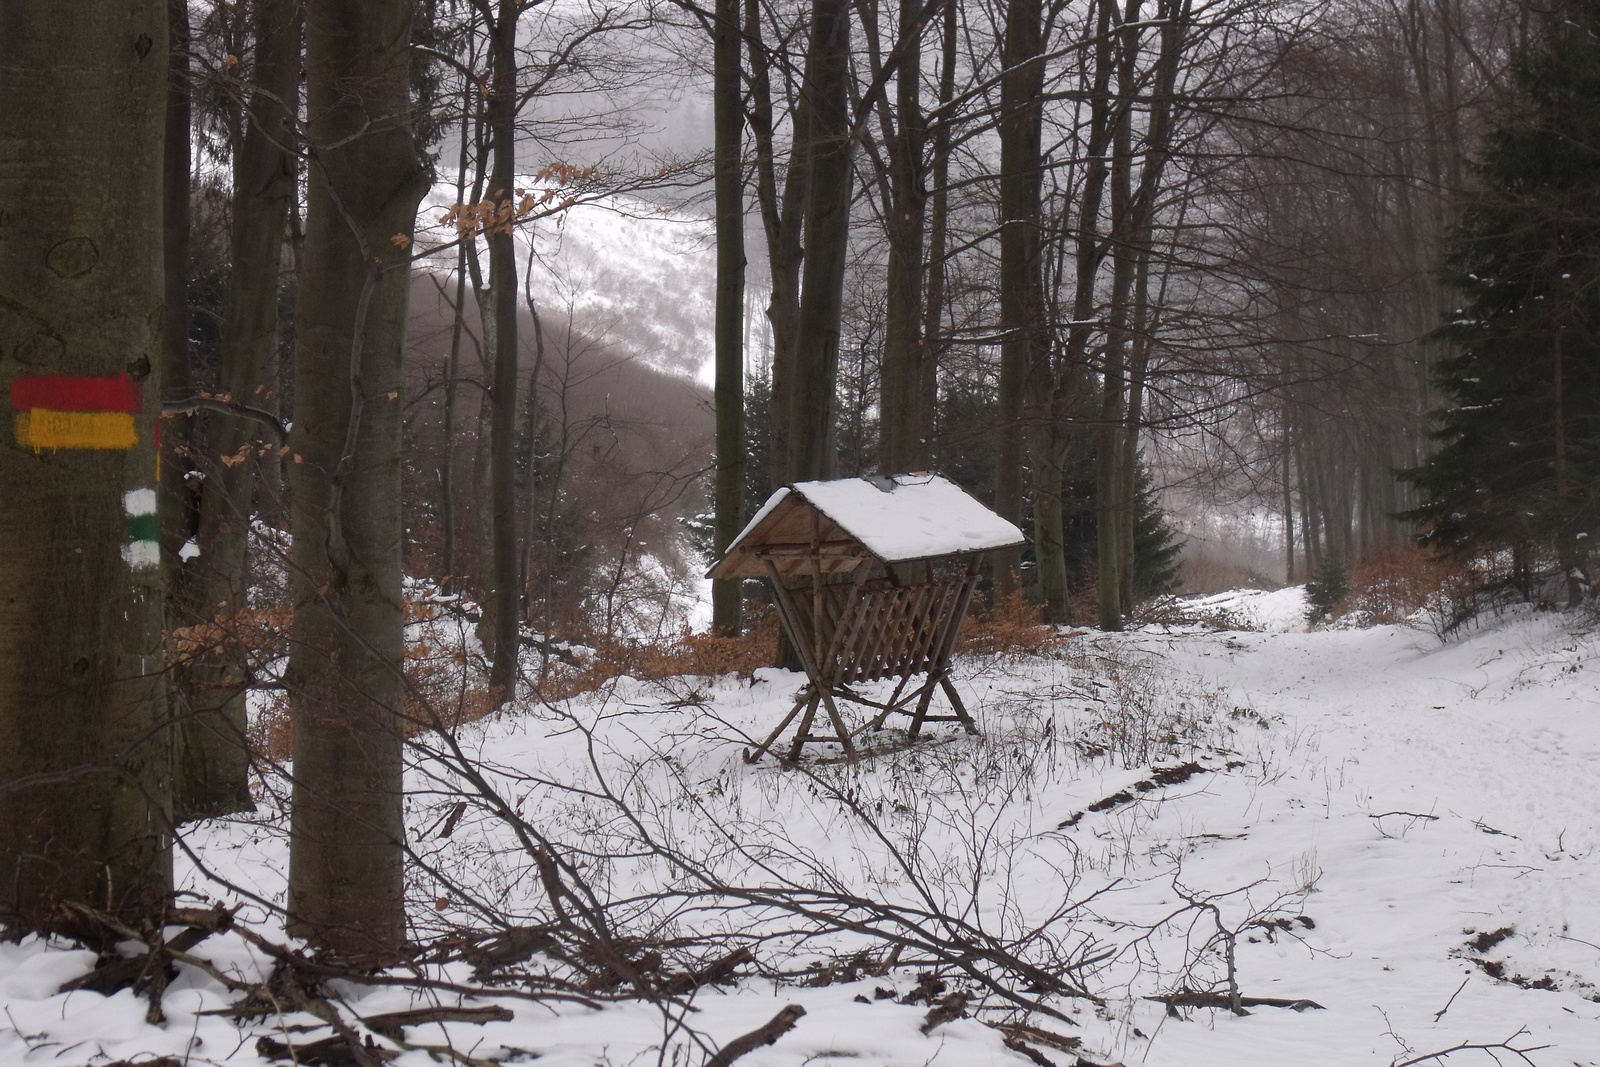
1326, 542, 1481, 630
957, 589, 1071, 659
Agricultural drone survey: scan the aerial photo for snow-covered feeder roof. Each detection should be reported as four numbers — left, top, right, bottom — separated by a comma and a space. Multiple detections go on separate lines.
707, 473, 1025, 580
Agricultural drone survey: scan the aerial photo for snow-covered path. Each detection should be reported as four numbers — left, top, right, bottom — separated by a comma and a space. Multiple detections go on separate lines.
1, 605, 1596, 1067
1104, 613, 1600, 1065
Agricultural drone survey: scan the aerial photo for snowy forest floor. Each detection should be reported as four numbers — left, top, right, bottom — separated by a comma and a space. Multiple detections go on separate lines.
3, 592, 1598, 1067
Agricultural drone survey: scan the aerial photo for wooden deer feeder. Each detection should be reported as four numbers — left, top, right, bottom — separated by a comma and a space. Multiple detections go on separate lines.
708, 473, 1025, 763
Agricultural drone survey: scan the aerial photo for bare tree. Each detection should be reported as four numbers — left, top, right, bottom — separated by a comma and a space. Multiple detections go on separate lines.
172, 0, 302, 818
789, 0, 855, 480
712, 0, 747, 636
285, 0, 430, 960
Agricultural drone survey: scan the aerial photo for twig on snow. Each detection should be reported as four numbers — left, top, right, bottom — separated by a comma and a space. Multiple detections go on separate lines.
1390, 1027, 1550, 1067
1432, 976, 1470, 1022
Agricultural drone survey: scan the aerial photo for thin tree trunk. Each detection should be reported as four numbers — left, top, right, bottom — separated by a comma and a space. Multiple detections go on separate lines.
1553, 330, 1581, 605
286, 0, 428, 961
486, 0, 521, 703
788, 0, 854, 482
1118, 243, 1155, 611
519, 262, 546, 632
1036, 0, 1117, 619
175, 0, 300, 821
1282, 415, 1296, 582
1295, 420, 1320, 572
996, 0, 1046, 603
712, 0, 746, 635
442, 84, 475, 591
464, 102, 498, 650
877, 0, 927, 474
747, 0, 811, 487
747, 0, 807, 669
0, 0, 173, 930
920, 0, 957, 460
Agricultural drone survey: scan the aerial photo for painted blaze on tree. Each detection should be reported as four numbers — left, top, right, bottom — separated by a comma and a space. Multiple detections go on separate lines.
0, 0, 174, 930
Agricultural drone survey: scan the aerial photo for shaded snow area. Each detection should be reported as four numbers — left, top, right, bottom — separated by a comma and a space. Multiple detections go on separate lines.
4, 606, 1600, 1066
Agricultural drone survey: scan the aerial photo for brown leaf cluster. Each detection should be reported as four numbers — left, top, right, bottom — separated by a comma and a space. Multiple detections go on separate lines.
439, 165, 601, 239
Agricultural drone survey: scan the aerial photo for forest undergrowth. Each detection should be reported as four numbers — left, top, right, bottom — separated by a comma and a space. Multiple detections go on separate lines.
159, 590, 1337, 1067
17, 577, 1597, 1066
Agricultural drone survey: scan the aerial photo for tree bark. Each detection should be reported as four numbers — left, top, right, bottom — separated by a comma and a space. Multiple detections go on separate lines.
919, 0, 956, 461
175, 0, 301, 821
0, 0, 173, 930
1097, 0, 1140, 632
485, 0, 521, 703
160, 0, 197, 615
788, 0, 854, 482
712, 0, 747, 635
1120, 0, 1185, 616
1283, 418, 1296, 582
442, 85, 476, 591
997, 0, 1046, 603
747, 0, 810, 487
877, 0, 928, 474
286, 0, 428, 961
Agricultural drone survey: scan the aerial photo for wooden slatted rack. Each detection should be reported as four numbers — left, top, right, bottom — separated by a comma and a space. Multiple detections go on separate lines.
708, 475, 1024, 764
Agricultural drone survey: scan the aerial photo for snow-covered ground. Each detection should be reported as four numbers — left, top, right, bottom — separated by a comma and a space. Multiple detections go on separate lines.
4, 596, 1598, 1067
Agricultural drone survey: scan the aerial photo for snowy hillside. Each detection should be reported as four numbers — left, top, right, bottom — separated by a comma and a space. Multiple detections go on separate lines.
416, 184, 773, 384
2, 604, 1597, 1066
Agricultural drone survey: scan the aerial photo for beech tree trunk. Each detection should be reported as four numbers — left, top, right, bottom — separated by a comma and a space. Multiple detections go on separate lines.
877, 0, 928, 474
747, 0, 810, 487
711, 0, 747, 636
0, 0, 173, 930
286, 0, 428, 961
1097, 3, 1138, 632
175, 0, 301, 820
788, 0, 854, 482
484, 0, 521, 702
996, 0, 1045, 603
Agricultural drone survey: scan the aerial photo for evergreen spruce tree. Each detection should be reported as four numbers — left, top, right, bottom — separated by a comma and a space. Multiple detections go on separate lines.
1131, 466, 1183, 599
1402, 2, 1600, 605
1305, 557, 1350, 624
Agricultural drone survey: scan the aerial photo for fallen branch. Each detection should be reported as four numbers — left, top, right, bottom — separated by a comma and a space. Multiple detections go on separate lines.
663, 945, 754, 994
59, 903, 237, 997
1003, 1035, 1061, 1067
359, 1004, 515, 1038
1143, 991, 1324, 1013
256, 1032, 398, 1065
703, 1004, 806, 1067
989, 1022, 1082, 1055
162, 396, 287, 443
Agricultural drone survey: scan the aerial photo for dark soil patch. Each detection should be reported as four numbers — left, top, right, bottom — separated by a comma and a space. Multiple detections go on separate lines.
1467, 926, 1514, 953
1458, 926, 1558, 991
1058, 761, 1208, 828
